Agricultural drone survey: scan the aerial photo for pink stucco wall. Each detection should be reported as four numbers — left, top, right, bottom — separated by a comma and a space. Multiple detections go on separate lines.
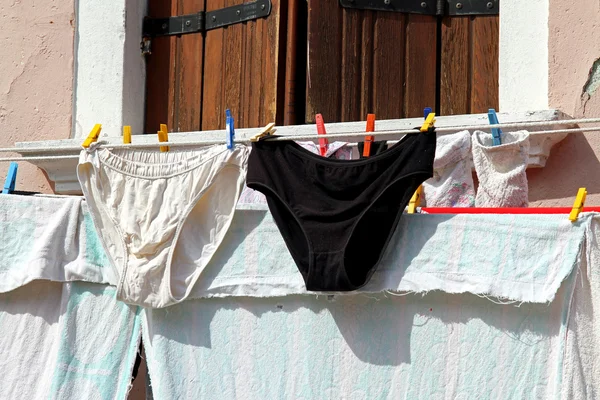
0, 0, 74, 193
542, 0, 600, 207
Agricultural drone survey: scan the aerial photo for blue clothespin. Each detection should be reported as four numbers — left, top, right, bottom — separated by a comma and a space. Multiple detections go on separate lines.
424, 107, 432, 120
488, 108, 502, 146
2, 162, 17, 194
225, 109, 235, 150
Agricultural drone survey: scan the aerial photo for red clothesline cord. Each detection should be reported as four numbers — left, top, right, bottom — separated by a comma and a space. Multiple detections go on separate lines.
420, 207, 600, 214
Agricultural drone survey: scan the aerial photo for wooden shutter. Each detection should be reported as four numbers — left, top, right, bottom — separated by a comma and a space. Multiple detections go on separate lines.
305, 4, 437, 123
145, 0, 286, 133
145, 0, 499, 131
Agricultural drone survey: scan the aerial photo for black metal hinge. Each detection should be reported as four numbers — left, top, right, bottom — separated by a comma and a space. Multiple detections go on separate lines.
142, 0, 271, 53
339, 0, 498, 16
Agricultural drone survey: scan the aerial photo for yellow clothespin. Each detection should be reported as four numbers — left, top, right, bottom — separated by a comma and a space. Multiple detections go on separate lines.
158, 124, 169, 152
407, 185, 423, 214
420, 113, 436, 132
250, 123, 277, 142
123, 126, 131, 144
569, 187, 587, 222
82, 124, 102, 148
407, 113, 436, 213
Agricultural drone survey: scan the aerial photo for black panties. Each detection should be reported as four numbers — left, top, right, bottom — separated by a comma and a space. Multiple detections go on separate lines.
358, 140, 388, 158
247, 129, 436, 291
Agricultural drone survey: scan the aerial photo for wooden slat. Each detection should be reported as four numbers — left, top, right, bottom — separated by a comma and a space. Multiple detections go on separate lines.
174, 0, 204, 132
202, 0, 227, 130
471, 16, 499, 113
144, 0, 178, 133
246, 14, 265, 128
283, 0, 307, 125
283, 0, 299, 125
440, 17, 470, 115
340, 9, 363, 122
404, 15, 437, 118
359, 12, 375, 117
240, 12, 252, 127
222, 0, 244, 129
264, 0, 285, 127
305, 0, 342, 123
373, 12, 406, 119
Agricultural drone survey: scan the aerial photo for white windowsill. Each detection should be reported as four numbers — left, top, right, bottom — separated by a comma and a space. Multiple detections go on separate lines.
16, 110, 572, 195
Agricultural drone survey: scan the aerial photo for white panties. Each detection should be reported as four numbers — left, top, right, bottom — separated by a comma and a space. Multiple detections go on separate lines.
78, 143, 250, 308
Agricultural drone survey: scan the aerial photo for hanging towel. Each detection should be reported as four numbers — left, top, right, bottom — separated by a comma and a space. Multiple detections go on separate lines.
0, 195, 585, 306
142, 272, 577, 399
422, 130, 475, 207
472, 130, 530, 207
561, 214, 600, 399
189, 204, 588, 303
0, 281, 141, 400
0, 194, 117, 293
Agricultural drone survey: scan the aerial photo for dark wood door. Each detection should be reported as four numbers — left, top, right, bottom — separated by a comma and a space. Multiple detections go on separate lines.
305, 5, 437, 123
144, 0, 499, 132
145, 0, 287, 133
305, 5, 499, 123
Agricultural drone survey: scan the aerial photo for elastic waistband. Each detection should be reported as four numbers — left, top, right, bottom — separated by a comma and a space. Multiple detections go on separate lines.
87, 144, 248, 178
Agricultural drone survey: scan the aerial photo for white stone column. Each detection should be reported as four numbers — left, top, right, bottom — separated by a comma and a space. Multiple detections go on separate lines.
72, 0, 147, 138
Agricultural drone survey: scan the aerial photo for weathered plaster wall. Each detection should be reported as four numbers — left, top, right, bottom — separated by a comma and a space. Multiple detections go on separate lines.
499, 0, 548, 112
535, 0, 600, 207
0, 0, 74, 193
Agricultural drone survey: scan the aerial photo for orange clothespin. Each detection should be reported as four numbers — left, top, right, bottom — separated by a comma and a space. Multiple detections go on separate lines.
363, 114, 376, 157
315, 114, 328, 156
82, 124, 102, 148
123, 126, 131, 144
250, 123, 277, 142
569, 188, 587, 222
158, 124, 169, 152
407, 185, 422, 214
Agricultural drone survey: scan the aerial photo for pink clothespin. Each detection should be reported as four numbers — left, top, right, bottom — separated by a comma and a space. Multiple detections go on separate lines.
315, 114, 328, 156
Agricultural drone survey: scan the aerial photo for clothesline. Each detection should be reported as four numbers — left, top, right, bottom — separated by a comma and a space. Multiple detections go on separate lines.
18, 194, 600, 215
4, 192, 596, 215
1, 117, 600, 162
421, 207, 600, 214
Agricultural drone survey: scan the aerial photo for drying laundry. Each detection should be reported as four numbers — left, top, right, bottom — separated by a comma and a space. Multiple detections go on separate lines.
238, 141, 351, 205
296, 140, 352, 159
357, 140, 388, 158
472, 130, 530, 207
0, 281, 140, 400
0, 194, 118, 292
77, 143, 250, 308
141, 212, 591, 400
142, 261, 579, 400
246, 129, 437, 292
564, 214, 600, 399
422, 130, 475, 207
190, 204, 587, 302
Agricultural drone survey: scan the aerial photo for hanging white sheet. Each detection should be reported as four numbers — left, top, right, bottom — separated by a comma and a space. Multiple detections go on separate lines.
0, 195, 116, 293
0, 194, 595, 399
142, 276, 577, 399
0, 281, 141, 399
